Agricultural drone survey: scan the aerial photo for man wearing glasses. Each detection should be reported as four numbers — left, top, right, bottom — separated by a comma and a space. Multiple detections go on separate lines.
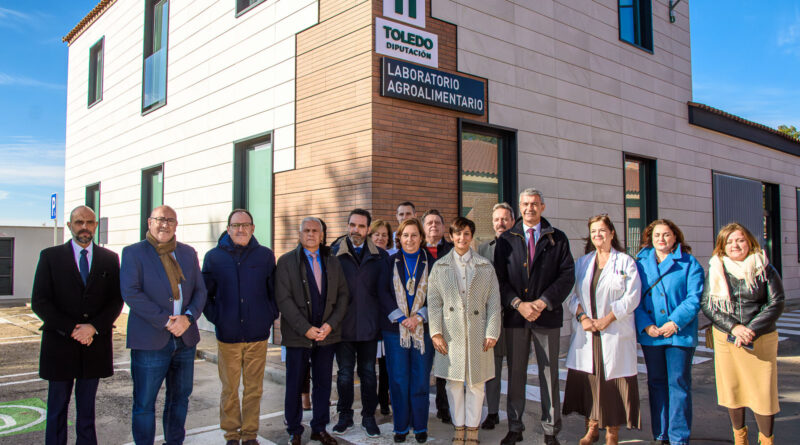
121, 205, 207, 445
32, 205, 123, 445
202, 209, 277, 445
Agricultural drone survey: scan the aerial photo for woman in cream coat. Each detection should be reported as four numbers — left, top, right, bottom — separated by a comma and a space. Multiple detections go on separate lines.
563, 215, 642, 445
429, 216, 502, 444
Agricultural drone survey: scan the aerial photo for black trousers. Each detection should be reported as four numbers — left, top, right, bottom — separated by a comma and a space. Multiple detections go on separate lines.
45, 378, 100, 445
284, 345, 336, 436
435, 377, 450, 412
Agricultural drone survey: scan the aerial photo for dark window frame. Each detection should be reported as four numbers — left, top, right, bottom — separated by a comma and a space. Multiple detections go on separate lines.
622, 153, 658, 255
233, 131, 274, 247
141, 0, 170, 115
235, 0, 267, 17
140, 164, 164, 240
88, 36, 104, 107
0, 237, 13, 296
618, 0, 653, 53
85, 182, 101, 244
457, 118, 518, 226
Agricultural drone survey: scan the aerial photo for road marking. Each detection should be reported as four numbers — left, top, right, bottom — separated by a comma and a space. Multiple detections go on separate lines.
777, 328, 800, 336
0, 399, 47, 437
0, 335, 38, 340
0, 339, 41, 345
0, 371, 38, 380
0, 379, 44, 388
0, 318, 9, 324
124, 410, 289, 445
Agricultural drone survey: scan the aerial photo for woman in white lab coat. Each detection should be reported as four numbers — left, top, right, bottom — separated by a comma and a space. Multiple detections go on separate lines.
563, 214, 642, 445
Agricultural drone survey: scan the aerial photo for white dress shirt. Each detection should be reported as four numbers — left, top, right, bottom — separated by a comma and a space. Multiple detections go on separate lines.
453, 248, 475, 299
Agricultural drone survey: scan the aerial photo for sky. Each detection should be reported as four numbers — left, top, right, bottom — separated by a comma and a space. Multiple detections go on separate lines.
0, 0, 799, 226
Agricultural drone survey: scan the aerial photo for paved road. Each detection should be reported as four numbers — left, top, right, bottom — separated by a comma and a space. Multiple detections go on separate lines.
2, 303, 800, 444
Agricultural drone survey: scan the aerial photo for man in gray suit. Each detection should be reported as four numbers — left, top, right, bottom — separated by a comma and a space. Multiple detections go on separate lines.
476, 203, 514, 430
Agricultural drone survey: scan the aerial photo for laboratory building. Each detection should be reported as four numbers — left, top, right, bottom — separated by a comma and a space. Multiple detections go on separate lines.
62, 0, 800, 302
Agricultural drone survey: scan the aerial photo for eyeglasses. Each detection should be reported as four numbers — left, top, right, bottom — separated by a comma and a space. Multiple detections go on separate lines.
150, 217, 177, 226
229, 223, 253, 229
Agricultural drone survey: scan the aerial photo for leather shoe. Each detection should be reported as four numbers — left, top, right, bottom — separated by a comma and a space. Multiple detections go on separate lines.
287, 434, 301, 445
481, 413, 499, 430
500, 431, 523, 444
415, 431, 427, 443
310, 430, 338, 445
394, 432, 408, 442
544, 434, 561, 445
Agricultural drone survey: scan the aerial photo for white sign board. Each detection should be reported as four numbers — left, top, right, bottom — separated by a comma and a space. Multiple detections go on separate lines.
383, 0, 425, 28
376, 17, 438, 68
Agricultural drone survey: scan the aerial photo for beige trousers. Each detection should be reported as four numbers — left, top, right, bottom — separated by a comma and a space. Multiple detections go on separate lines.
218, 340, 268, 440
445, 379, 485, 428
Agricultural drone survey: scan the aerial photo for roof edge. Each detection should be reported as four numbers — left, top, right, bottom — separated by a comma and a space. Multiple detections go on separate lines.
62, 0, 117, 46
687, 101, 800, 157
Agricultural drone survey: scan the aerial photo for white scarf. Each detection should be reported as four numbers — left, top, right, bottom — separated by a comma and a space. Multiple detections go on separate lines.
707, 251, 769, 314
392, 259, 428, 353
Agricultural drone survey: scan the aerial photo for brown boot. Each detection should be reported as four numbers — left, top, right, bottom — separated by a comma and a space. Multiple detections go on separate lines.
605, 426, 619, 445
452, 426, 465, 444
733, 426, 749, 445
579, 419, 600, 445
757, 431, 773, 445
464, 427, 479, 444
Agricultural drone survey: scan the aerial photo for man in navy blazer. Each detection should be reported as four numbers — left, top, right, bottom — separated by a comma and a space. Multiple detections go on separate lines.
120, 205, 207, 445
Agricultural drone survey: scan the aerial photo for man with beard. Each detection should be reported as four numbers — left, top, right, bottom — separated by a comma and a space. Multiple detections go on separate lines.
32, 205, 124, 445
330, 209, 391, 437
120, 205, 207, 445
477, 202, 515, 430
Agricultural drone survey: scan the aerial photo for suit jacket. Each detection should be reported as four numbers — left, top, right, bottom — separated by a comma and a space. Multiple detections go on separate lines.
274, 244, 350, 348
120, 240, 207, 350
31, 242, 123, 381
495, 217, 575, 329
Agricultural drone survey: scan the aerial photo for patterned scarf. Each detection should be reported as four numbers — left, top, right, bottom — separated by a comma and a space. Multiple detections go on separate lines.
393, 257, 428, 353
707, 251, 768, 314
146, 232, 185, 301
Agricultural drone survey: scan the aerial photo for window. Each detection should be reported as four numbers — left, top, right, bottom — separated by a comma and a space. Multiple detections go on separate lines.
618, 0, 653, 51
0, 238, 12, 296
234, 132, 273, 247
458, 120, 517, 246
86, 183, 101, 244
712, 173, 781, 273
623, 155, 657, 256
141, 165, 164, 239
142, 0, 169, 112
236, 0, 266, 16
88, 37, 104, 107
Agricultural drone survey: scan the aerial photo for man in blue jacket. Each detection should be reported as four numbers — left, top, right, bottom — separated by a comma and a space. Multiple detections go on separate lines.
330, 209, 391, 438
120, 205, 207, 445
202, 209, 277, 445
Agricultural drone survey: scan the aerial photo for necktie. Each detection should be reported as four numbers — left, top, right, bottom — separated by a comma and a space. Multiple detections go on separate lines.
527, 228, 536, 268
79, 249, 89, 285
310, 252, 322, 293
354, 246, 362, 257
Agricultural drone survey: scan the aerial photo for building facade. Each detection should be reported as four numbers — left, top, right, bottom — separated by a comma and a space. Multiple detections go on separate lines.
63, 0, 800, 302
0, 226, 64, 302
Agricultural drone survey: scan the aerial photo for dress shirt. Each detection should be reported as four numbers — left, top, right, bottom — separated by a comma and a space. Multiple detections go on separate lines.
522, 222, 541, 245
71, 239, 93, 273
453, 249, 475, 299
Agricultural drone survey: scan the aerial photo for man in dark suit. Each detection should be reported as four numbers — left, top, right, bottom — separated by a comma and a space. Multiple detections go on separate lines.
275, 216, 349, 445
32, 205, 124, 445
476, 202, 514, 430
120, 205, 207, 445
495, 189, 575, 445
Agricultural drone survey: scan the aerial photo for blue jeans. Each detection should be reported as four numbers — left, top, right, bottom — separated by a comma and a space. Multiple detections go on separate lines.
336, 340, 378, 420
382, 330, 433, 435
131, 336, 196, 445
641, 345, 695, 445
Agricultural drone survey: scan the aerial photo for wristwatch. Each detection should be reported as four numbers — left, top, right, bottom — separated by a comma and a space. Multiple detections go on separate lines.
512, 299, 522, 310
185, 313, 195, 325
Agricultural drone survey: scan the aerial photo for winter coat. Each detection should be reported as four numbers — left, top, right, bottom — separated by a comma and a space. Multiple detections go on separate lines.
634, 245, 704, 347
494, 217, 575, 329
428, 249, 502, 385
331, 235, 392, 342
274, 244, 349, 348
202, 233, 277, 343
566, 249, 642, 380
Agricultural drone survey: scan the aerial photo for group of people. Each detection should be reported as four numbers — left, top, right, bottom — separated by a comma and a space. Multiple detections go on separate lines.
30, 186, 785, 445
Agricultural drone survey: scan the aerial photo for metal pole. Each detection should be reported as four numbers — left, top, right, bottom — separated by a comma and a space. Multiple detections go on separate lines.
54, 217, 58, 246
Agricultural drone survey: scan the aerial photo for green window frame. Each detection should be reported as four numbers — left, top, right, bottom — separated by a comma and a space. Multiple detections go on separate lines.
142, 0, 169, 113
236, 0, 266, 16
233, 132, 274, 247
88, 37, 104, 107
86, 183, 101, 244
618, 0, 653, 52
0, 238, 13, 296
623, 154, 657, 256
141, 165, 164, 240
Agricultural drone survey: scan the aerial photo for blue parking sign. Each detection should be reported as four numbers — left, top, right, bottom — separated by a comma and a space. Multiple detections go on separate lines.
50, 194, 56, 220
